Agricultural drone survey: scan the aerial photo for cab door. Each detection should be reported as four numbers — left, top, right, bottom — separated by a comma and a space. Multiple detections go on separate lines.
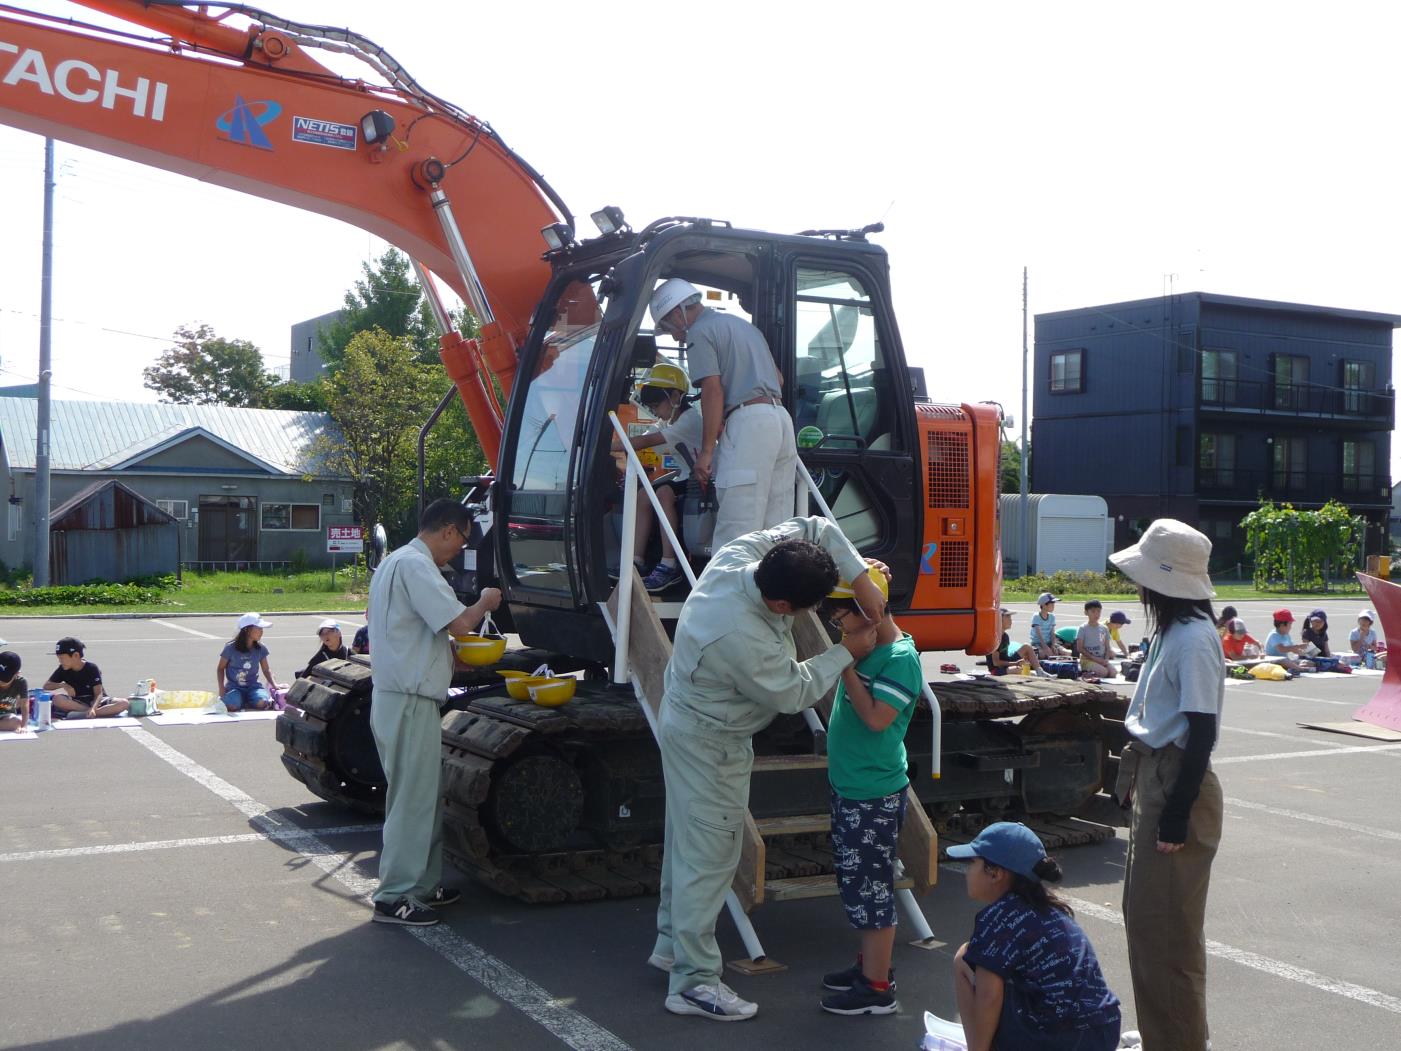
783, 257, 921, 595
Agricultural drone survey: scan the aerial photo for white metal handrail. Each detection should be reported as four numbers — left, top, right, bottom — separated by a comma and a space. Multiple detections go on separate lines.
607, 412, 699, 685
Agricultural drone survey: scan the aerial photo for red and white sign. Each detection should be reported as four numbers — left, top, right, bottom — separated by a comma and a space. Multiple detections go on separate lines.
327, 525, 364, 553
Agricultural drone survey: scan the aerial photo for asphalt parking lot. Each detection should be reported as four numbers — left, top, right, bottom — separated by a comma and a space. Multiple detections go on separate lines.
2, 604, 1400, 1050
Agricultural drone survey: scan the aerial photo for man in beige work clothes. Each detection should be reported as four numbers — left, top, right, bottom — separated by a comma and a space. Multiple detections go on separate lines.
368, 498, 500, 926
651, 516, 884, 1020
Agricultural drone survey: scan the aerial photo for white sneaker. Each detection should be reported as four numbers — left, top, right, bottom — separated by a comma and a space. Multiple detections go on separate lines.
664, 982, 758, 1021
647, 952, 674, 973
1118, 1032, 1142, 1049
1032, 669, 1054, 679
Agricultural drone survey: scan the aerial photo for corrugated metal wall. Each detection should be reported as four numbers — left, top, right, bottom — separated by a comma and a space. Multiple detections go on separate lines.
48, 485, 179, 584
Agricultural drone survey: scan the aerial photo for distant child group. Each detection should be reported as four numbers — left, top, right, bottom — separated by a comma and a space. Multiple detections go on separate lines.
987, 592, 1134, 680
1217, 605, 1386, 671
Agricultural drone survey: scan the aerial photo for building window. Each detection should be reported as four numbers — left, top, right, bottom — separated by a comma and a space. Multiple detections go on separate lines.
1049, 350, 1083, 393
156, 499, 189, 520
1199, 433, 1236, 488
1342, 360, 1376, 415
322, 493, 335, 507
261, 503, 321, 531
1273, 354, 1308, 411
1343, 439, 1375, 494
1272, 436, 1307, 492
1201, 349, 1237, 405
7, 501, 19, 542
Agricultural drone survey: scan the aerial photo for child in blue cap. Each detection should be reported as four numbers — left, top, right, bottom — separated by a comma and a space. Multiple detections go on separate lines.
948, 821, 1121, 1049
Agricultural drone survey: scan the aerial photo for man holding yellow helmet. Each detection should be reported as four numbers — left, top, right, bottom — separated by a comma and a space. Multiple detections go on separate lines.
652, 517, 883, 1021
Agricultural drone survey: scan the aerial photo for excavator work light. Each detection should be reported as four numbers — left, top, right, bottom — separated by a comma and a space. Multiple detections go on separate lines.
590, 206, 626, 235
360, 109, 395, 145
540, 223, 574, 251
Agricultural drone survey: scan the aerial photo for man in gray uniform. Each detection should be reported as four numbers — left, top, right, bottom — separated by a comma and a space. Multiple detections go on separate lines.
651, 516, 884, 1020
650, 278, 799, 550
368, 498, 501, 926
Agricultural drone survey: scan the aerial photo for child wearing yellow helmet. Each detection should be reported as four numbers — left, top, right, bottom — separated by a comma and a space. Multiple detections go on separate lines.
817, 562, 924, 1016
613, 362, 707, 592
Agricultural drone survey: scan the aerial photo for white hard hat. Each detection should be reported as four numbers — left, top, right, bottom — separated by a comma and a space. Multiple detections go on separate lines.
649, 278, 702, 327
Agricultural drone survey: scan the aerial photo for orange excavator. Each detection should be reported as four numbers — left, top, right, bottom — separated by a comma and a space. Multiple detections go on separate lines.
0, 2, 1122, 902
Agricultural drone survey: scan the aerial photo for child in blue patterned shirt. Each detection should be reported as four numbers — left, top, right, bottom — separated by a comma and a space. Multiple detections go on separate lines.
949, 822, 1120, 1050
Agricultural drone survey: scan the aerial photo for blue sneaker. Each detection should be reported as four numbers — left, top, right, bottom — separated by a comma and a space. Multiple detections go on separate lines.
643, 562, 685, 593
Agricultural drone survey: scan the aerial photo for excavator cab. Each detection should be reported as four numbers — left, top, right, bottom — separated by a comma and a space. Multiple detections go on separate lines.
493, 221, 999, 663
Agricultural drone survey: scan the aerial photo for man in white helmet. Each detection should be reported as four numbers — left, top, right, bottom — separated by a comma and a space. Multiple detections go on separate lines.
649, 278, 798, 550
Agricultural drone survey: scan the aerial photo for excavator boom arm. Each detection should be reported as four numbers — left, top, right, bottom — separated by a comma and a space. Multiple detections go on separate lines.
0, 1, 568, 460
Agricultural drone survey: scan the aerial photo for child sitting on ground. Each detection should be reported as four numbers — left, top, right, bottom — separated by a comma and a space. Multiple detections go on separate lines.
1301, 609, 1333, 658
44, 637, 127, 719
818, 565, 922, 1016
217, 613, 278, 711
352, 611, 369, 655
1216, 605, 1238, 639
1350, 609, 1386, 669
1107, 610, 1133, 659
1076, 600, 1115, 679
0, 651, 28, 732
299, 619, 349, 677
1264, 609, 1313, 671
1221, 619, 1261, 661
950, 822, 1121, 1051
1029, 593, 1068, 660
985, 608, 1052, 678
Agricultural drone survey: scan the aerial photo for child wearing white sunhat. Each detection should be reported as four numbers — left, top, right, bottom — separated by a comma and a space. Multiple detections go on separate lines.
1350, 609, 1385, 669
216, 612, 278, 711
300, 619, 350, 678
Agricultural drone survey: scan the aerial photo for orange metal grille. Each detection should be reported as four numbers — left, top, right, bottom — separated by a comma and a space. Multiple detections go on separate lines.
927, 432, 970, 509
939, 540, 970, 588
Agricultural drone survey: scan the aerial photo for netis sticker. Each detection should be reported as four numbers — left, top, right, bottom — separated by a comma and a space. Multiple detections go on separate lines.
292, 116, 357, 150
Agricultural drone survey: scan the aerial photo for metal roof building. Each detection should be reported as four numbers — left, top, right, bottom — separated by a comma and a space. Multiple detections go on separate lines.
0, 398, 355, 573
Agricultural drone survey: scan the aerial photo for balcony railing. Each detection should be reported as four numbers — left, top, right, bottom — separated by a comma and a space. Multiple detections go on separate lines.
1198, 468, 1391, 504
1200, 379, 1394, 423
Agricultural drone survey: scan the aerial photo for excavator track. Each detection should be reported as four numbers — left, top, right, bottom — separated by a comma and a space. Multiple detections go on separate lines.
278, 658, 1127, 903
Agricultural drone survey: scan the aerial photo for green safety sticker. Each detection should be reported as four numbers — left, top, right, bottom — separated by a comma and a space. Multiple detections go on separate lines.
797, 425, 824, 449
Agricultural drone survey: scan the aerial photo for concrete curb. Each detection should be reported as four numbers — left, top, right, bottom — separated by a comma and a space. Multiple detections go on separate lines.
0, 610, 363, 621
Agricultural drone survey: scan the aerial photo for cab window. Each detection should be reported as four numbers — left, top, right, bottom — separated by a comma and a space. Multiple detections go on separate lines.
792, 269, 898, 452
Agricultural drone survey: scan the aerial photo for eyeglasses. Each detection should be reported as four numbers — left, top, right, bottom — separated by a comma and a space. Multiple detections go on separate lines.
827, 611, 850, 632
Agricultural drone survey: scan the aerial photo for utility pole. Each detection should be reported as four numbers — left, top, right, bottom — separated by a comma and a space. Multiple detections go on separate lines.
33, 138, 55, 587
1020, 266, 1030, 577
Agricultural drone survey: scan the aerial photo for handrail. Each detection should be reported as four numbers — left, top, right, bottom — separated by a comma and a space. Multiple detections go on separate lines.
607, 412, 699, 684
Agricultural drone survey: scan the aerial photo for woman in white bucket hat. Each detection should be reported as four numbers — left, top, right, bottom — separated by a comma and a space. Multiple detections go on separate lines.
1108, 519, 1223, 1051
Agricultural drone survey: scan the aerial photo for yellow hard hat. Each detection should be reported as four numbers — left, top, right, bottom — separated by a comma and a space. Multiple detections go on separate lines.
635, 362, 691, 394
828, 564, 890, 601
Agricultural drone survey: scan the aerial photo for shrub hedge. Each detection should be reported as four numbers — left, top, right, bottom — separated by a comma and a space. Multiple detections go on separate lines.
1002, 569, 1139, 597
0, 582, 170, 607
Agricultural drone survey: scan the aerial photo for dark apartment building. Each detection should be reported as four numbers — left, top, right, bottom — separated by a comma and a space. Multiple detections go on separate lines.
1032, 293, 1396, 568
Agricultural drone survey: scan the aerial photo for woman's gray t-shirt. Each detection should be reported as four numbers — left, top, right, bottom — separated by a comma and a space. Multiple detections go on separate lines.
1125, 614, 1224, 750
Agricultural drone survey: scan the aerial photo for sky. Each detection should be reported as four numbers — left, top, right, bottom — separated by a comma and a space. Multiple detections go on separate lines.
2, 1, 1400, 475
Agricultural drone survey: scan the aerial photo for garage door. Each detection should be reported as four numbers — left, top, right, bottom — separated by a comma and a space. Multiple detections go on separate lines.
1037, 516, 1105, 573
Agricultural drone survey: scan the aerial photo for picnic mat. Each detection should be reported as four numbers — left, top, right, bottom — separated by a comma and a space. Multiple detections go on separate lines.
0, 729, 39, 742
51, 714, 142, 730
1297, 720, 1401, 742
149, 709, 281, 726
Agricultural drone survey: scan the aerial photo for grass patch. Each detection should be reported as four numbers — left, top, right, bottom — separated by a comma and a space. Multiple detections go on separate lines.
0, 568, 367, 617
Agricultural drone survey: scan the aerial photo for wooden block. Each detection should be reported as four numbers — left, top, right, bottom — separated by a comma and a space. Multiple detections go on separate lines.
732, 811, 765, 911
755, 813, 830, 837
765, 874, 841, 902
727, 956, 789, 976
898, 786, 938, 895
751, 754, 829, 772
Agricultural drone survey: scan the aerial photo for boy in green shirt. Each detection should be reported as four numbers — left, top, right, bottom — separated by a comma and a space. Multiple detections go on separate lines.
819, 566, 925, 1016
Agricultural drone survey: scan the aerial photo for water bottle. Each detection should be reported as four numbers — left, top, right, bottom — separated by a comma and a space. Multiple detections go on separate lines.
32, 690, 52, 730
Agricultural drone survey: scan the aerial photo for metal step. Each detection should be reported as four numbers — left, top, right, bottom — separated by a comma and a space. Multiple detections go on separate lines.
755, 813, 829, 837
752, 754, 829, 772
765, 872, 914, 903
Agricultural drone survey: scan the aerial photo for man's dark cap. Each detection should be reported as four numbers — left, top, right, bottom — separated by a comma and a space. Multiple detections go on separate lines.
0, 651, 19, 680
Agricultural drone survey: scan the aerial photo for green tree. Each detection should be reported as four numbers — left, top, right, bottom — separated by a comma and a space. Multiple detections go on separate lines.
142, 324, 276, 406
1241, 500, 1366, 591
318, 248, 439, 367
1000, 439, 1028, 494
311, 329, 444, 540
262, 378, 330, 412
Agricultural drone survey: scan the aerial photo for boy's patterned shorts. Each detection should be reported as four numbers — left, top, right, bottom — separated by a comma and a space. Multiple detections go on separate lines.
830, 788, 908, 930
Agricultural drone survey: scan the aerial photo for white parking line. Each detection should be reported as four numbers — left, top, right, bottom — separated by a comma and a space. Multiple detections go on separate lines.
1220, 725, 1352, 747
0, 824, 379, 863
1214, 743, 1401, 764
940, 860, 1401, 1016
152, 619, 220, 640
1225, 797, 1401, 845
1247, 690, 1356, 707
120, 726, 633, 1051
